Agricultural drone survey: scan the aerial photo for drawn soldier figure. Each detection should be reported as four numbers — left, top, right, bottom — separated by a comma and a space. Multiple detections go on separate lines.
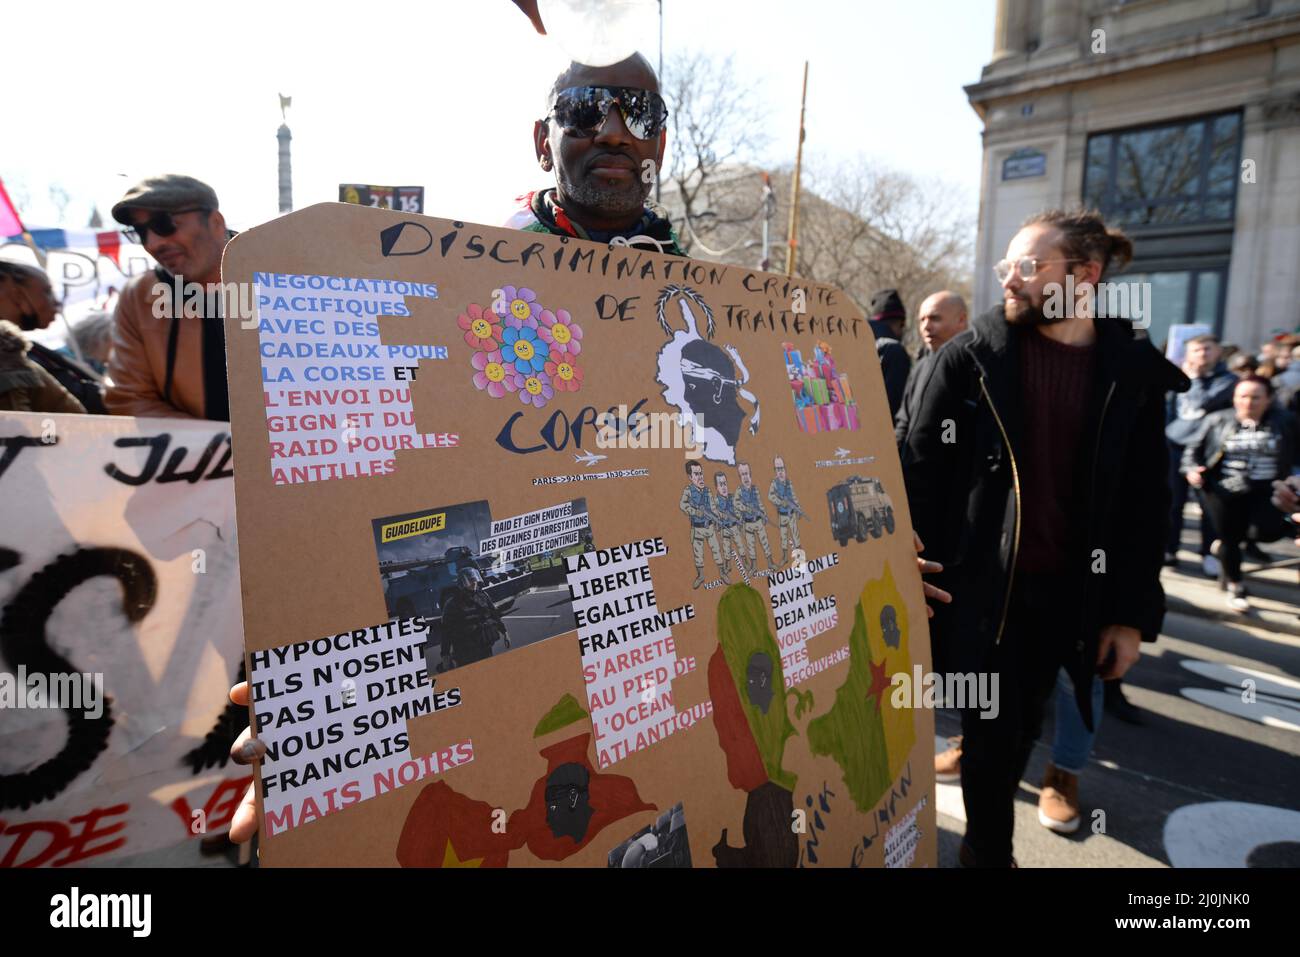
712, 471, 746, 576
768, 456, 805, 565
733, 461, 774, 576
679, 460, 729, 588
439, 565, 509, 668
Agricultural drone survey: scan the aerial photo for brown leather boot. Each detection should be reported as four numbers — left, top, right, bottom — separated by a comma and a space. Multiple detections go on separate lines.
1038, 762, 1081, 834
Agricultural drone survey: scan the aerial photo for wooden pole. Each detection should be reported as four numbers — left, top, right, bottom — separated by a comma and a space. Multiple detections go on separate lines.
656, 0, 663, 204
785, 61, 808, 276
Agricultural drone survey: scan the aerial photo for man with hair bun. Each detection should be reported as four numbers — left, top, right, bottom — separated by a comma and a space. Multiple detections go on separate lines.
900, 207, 1189, 866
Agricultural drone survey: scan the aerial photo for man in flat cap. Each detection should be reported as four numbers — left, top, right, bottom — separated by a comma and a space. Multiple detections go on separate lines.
107, 174, 231, 419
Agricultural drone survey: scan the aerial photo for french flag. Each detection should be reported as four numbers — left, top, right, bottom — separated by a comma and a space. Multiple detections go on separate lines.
18, 228, 126, 267
1, 177, 125, 265
0, 177, 26, 238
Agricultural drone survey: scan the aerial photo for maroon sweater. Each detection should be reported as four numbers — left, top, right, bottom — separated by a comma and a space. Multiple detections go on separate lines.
1016, 328, 1096, 574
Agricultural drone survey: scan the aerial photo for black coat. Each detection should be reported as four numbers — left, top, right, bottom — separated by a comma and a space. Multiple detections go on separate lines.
899, 307, 1189, 730
894, 348, 938, 446
28, 341, 106, 414
870, 318, 911, 418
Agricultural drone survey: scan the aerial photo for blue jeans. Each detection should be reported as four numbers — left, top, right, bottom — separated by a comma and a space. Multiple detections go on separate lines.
1051, 667, 1105, 774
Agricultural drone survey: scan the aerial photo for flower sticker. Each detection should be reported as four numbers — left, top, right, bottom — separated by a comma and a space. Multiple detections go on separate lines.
501, 323, 547, 375
544, 356, 583, 393
458, 303, 502, 351
472, 349, 517, 398
515, 370, 554, 409
495, 285, 539, 327
468, 290, 585, 405
537, 308, 583, 357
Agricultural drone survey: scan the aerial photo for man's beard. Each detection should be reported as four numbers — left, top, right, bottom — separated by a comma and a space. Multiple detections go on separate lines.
1004, 296, 1066, 327
556, 164, 650, 219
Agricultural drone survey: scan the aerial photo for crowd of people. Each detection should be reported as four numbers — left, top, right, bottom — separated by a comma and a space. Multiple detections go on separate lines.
0, 173, 232, 419
2, 46, 1297, 868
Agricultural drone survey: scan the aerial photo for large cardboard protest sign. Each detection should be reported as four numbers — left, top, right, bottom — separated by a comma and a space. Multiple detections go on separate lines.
222, 202, 935, 867
0, 413, 247, 866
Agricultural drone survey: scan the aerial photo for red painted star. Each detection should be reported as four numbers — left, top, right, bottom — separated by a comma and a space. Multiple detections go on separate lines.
867, 657, 890, 713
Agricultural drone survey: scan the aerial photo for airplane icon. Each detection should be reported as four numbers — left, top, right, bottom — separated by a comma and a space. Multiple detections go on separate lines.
834, 447, 851, 458
574, 450, 607, 467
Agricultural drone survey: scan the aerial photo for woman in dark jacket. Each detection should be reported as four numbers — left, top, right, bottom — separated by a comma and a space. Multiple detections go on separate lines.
1184, 374, 1298, 612
0, 260, 105, 413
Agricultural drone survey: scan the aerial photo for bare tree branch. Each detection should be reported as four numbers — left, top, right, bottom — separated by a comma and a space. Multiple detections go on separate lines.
656, 54, 974, 332
661, 52, 771, 256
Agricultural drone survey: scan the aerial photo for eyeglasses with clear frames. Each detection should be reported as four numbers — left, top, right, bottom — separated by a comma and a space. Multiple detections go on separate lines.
993, 257, 1081, 283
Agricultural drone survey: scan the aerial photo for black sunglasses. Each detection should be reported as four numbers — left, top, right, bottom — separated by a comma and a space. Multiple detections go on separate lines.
123, 207, 209, 243
546, 86, 669, 141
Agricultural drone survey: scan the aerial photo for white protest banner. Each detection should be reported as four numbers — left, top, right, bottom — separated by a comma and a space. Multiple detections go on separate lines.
0, 412, 246, 866
1, 229, 153, 314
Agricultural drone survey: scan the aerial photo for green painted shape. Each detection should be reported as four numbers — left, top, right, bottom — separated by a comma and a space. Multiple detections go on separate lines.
534, 692, 589, 737
716, 584, 798, 791
806, 598, 891, 812
793, 689, 815, 719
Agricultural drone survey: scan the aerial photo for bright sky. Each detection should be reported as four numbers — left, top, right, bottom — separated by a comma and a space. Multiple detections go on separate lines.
6, 0, 995, 232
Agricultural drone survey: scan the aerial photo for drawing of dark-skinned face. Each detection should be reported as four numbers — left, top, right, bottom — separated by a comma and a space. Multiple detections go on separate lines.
545, 762, 595, 842
682, 340, 744, 448
880, 605, 901, 649
746, 650, 774, 714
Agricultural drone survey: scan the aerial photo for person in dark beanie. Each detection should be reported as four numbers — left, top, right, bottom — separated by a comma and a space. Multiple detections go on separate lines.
107, 174, 232, 419
900, 207, 1188, 866
869, 288, 911, 416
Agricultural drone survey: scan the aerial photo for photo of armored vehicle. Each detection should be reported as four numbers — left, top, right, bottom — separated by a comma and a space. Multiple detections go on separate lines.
827, 475, 895, 545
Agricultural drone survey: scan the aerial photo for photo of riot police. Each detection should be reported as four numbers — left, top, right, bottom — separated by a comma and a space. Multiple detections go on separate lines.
607, 803, 692, 868
372, 498, 593, 673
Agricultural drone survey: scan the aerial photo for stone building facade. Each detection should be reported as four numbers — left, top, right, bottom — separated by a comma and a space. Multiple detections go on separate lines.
966, 0, 1300, 348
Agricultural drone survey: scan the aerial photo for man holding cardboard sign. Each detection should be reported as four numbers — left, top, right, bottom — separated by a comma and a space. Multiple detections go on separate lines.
224, 50, 953, 853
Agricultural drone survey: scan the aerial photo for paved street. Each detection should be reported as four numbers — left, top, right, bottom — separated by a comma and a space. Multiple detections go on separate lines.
935, 509, 1300, 867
